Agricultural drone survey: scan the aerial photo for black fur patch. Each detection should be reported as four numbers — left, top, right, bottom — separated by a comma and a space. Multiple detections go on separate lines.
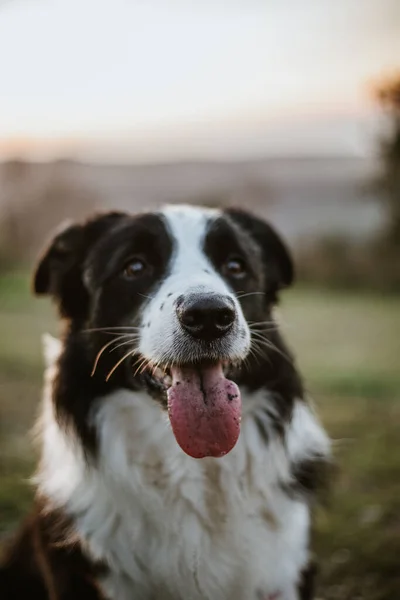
289, 455, 334, 500
298, 560, 318, 600
0, 500, 106, 599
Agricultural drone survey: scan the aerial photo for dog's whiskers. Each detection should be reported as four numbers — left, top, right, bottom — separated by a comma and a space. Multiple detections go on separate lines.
249, 328, 278, 339
163, 361, 172, 378
151, 360, 162, 376
110, 337, 139, 352
250, 336, 293, 365
105, 349, 138, 382
83, 326, 141, 334
132, 356, 152, 378
91, 334, 135, 377
140, 359, 154, 375
131, 354, 146, 375
236, 292, 266, 299
248, 319, 278, 328
249, 329, 280, 338
248, 342, 271, 366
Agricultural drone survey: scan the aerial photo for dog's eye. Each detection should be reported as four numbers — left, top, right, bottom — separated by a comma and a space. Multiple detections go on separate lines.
123, 258, 147, 279
223, 257, 247, 279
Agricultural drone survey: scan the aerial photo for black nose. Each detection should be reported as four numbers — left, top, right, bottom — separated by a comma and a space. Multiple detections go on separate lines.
177, 294, 236, 341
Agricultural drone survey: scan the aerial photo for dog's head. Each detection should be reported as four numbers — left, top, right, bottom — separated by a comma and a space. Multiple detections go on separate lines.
34, 205, 293, 458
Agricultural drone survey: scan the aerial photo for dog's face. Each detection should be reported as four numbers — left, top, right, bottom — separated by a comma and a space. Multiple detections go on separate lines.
34, 205, 293, 458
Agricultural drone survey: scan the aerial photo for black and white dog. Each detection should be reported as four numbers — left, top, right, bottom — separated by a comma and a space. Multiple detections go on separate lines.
1, 205, 330, 600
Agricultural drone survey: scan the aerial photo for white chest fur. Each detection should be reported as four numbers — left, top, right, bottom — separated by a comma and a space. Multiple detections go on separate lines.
38, 377, 330, 600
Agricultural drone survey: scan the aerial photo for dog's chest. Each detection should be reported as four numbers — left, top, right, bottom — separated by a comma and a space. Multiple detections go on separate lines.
77, 393, 310, 600
94, 464, 308, 600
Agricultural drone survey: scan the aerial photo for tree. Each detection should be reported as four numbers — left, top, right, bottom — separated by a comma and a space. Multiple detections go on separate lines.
375, 73, 400, 247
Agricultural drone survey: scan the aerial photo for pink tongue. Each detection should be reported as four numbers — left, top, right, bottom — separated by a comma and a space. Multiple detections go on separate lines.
167, 364, 241, 459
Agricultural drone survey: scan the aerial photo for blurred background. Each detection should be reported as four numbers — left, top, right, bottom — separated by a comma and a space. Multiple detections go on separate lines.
0, 1, 399, 598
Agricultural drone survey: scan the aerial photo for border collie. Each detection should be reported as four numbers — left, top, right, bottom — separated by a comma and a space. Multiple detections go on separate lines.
0, 205, 330, 600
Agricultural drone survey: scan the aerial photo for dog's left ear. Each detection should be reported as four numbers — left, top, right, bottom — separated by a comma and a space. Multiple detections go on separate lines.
226, 208, 294, 291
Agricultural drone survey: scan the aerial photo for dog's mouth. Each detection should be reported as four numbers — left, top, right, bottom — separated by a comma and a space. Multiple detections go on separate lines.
140, 361, 241, 459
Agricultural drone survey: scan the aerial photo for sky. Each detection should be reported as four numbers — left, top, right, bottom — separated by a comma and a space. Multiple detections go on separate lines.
0, 0, 399, 161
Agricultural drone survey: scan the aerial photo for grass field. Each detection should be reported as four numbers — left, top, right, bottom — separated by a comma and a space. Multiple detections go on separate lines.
0, 272, 399, 599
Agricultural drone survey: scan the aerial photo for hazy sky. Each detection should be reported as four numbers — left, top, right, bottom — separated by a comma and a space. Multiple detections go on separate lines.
0, 0, 399, 160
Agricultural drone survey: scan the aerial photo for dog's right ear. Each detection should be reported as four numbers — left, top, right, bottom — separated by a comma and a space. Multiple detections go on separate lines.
33, 211, 127, 319
33, 221, 84, 297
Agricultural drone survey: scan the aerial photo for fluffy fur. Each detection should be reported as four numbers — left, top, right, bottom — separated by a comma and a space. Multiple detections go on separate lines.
1, 205, 331, 600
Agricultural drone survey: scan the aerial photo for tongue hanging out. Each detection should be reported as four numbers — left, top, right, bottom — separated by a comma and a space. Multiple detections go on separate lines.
167, 363, 241, 459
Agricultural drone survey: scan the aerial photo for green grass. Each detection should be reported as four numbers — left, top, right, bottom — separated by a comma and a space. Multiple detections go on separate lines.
282, 289, 400, 600
0, 273, 399, 599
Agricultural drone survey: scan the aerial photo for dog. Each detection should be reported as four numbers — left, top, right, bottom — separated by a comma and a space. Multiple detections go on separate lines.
0, 204, 330, 600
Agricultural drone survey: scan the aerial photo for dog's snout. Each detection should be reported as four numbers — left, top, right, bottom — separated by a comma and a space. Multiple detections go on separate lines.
177, 294, 236, 341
